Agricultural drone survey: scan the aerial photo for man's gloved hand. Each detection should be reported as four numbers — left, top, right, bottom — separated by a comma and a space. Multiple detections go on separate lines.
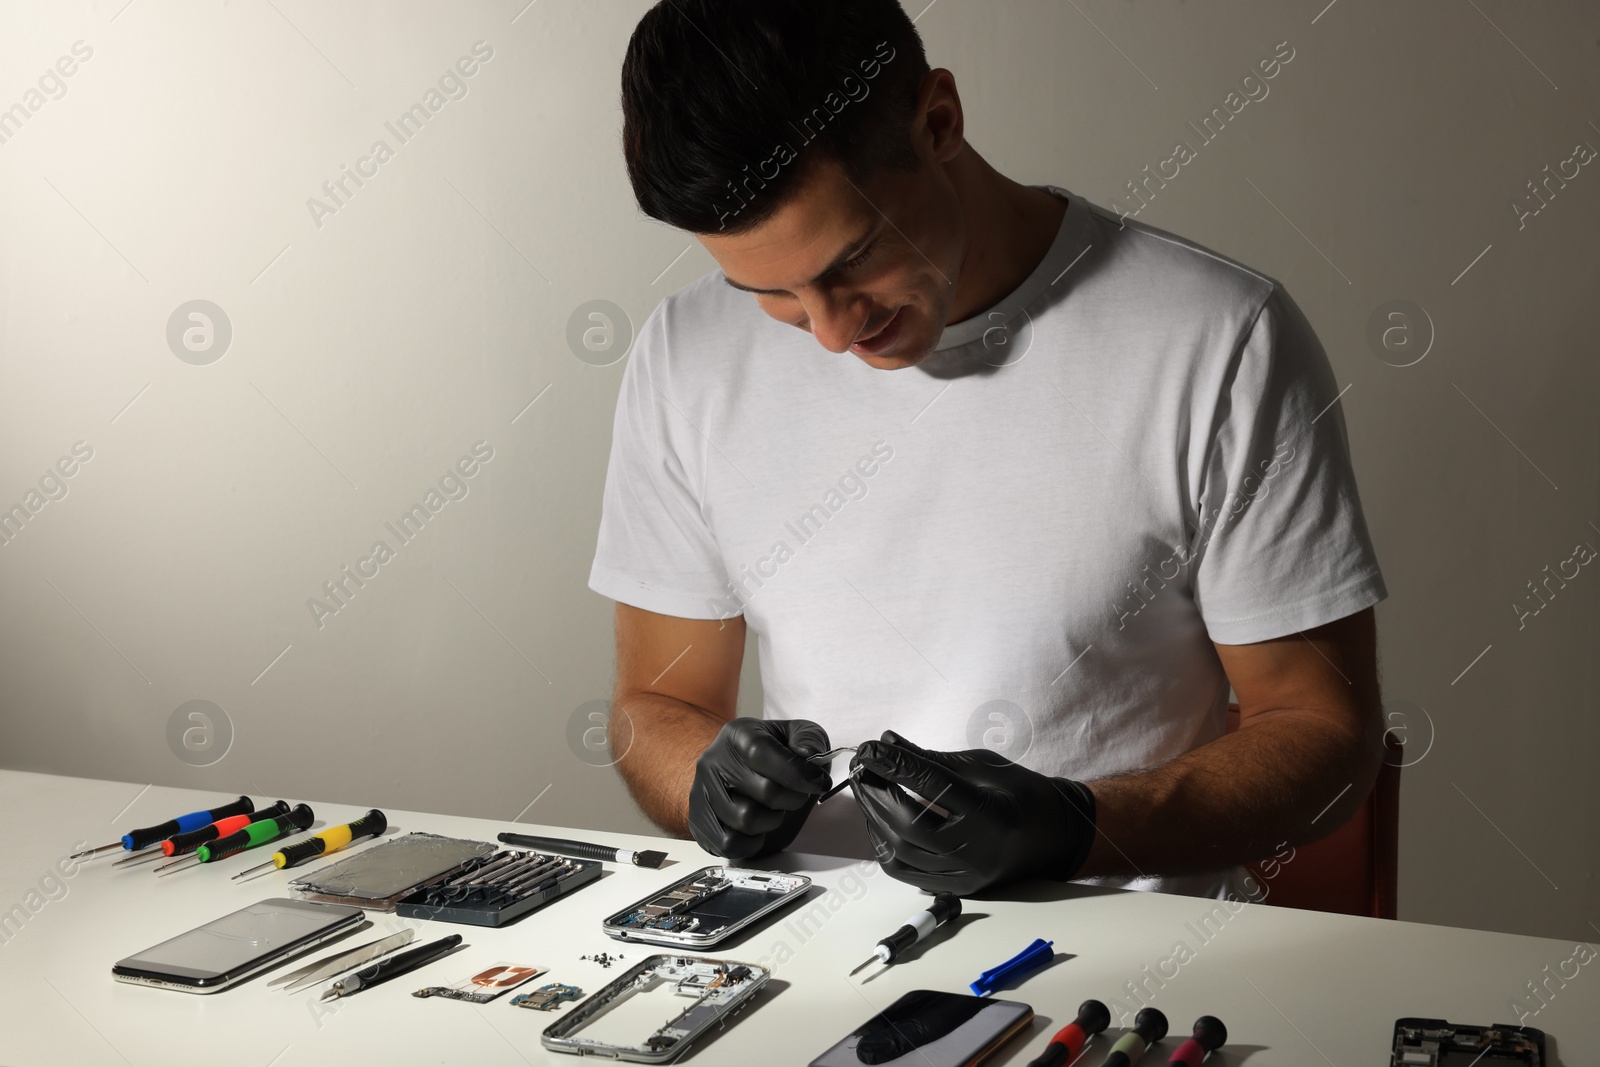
687, 718, 832, 860
850, 730, 1097, 895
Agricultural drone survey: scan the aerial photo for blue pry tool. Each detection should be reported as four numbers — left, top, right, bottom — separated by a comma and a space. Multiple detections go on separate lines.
969, 937, 1054, 996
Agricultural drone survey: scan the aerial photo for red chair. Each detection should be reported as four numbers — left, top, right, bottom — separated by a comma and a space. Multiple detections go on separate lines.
1227, 703, 1401, 919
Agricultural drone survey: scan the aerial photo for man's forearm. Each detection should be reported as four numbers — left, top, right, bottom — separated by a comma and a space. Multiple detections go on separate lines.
1074, 709, 1381, 879
610, 692, 726, 837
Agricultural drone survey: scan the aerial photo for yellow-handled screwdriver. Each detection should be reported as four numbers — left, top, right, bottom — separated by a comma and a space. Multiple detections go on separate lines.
230, 809, 387, 880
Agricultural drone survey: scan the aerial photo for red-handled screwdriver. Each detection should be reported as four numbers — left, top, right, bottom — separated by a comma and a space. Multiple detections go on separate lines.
155, 804, 314, 874
1167, 1016, 1226, 1065
112, 802, 292, 868
71, 795, 255, 858
1028, 1000, 1112, 1066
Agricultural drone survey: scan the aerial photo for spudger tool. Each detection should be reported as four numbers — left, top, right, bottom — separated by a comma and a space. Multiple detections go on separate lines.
970, 938, 1055, 996
850, 892, 962, 977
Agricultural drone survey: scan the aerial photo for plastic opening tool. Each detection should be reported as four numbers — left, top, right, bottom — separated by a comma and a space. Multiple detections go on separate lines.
970, 938, 1055, 996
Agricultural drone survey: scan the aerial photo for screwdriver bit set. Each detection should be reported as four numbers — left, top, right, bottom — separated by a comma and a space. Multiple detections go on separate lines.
395, 848, 602, 927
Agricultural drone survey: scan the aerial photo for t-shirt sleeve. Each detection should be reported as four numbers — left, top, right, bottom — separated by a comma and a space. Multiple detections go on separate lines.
1190, 281, 1387, 644
587, 301, 737, 620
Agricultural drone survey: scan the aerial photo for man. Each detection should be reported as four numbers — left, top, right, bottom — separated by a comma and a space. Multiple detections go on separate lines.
589, 0, 1386, 900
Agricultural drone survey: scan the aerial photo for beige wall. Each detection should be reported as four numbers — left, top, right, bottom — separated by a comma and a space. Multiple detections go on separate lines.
0, 1, 1594, 941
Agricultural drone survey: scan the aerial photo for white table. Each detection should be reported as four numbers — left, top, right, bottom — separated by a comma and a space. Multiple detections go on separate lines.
0, 770, 1591, 1066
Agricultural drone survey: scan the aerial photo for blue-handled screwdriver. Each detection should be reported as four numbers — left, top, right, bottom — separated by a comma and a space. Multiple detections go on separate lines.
71, 796, 255, 858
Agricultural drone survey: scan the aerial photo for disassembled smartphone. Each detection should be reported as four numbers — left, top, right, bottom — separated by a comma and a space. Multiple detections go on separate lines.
112, 898, 364, 993
540, 954, 769, 1063
601, 866, 811, 948
810, 989, 1035, 1067
1390, 1018, 1546, 1066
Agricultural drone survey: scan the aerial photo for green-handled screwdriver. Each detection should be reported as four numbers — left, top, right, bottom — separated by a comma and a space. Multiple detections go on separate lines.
155, 804, 314, 875
231, 809, 387, 880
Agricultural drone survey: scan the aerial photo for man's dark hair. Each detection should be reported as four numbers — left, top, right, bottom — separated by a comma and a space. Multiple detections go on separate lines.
621, 0, 931, 235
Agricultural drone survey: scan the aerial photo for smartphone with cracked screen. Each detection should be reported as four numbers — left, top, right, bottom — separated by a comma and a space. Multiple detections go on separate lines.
112, 897, 364, 993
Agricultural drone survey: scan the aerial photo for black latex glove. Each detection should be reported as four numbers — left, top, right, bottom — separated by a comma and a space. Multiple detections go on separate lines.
851, 730, 1097, 895
687, 718, 832, 860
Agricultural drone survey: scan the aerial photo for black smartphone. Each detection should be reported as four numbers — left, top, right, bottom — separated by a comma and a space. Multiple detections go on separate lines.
809, 989, 1034, 1067
112, 897, 364, 993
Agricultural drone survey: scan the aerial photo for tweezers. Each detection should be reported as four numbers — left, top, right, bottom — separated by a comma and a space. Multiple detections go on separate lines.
274, 929, 416, 993
809, 746, 862, 802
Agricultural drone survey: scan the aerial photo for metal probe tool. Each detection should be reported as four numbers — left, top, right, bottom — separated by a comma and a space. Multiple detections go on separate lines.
850, 892, 962, 977
71, 795, 255, 858
231, 809, 386, 879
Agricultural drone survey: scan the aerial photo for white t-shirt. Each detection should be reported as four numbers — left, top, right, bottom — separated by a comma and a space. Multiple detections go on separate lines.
589, 185, 1387, 901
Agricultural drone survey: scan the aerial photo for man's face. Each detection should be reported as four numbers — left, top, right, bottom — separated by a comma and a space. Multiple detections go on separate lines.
699, 155, 964, 370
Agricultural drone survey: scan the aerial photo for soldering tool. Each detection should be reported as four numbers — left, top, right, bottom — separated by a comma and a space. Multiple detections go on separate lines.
231, 809, 387, 879
113, 801, 290, 868
849, 892, 962, 977
155, 804, 314, 874
1027, 999, 1112, 1066
1099, 1007, 1168, 1067
1167, 1016, 1226, 1065
71, 795, 255, 858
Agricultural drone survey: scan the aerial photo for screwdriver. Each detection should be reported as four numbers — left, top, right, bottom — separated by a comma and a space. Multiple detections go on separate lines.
1099, 1007, 1168, 1067
1167, 1016, 1226, 1065
231, 809, 387, 880
71, 795, 255, 858
1028, 1000, 1112, 1067
113, 802, 291, 867
155, 804, 314, 874
850, 892, 962, 977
